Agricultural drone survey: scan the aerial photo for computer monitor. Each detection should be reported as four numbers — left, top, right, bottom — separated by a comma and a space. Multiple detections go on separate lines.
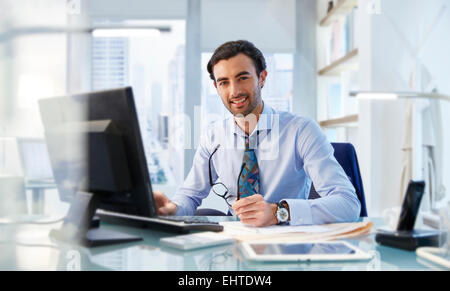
39, 87, 158, 246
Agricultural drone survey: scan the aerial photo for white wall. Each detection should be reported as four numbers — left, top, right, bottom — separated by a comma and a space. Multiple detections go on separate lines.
0, 0, 67, 28
86, 0, 187, 20
201, 0, 296, 53
358, 0, 450, 215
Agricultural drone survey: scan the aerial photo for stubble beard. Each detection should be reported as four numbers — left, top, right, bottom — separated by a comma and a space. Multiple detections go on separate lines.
228, 86, 262, 118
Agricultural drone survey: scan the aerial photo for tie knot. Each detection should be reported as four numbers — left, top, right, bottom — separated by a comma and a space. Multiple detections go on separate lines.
244, 131, 260, 150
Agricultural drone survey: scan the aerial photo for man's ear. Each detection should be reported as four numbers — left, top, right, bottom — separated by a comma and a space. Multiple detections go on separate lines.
213, 81, 217, 89
259, 70, 268, 88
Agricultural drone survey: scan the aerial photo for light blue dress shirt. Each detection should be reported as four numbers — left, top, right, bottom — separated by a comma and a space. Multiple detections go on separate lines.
172, 104, 361, 225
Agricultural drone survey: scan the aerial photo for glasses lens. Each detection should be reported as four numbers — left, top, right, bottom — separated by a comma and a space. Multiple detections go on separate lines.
212, 183, 228, 196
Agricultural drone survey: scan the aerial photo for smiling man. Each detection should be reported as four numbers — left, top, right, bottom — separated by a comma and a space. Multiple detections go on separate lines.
153, 40, 361, 227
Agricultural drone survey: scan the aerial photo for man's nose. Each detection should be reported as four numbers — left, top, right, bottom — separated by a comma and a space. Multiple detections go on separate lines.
230, 81, 242, 98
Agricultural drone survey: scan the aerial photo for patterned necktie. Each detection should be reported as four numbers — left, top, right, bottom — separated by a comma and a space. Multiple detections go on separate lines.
238, 136, 260, 199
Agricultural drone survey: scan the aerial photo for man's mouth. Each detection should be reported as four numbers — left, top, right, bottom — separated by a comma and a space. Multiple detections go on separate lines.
230, 97, 248, 107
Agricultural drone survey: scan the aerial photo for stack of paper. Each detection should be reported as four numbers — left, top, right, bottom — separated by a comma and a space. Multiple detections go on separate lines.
219, 221, 373, 242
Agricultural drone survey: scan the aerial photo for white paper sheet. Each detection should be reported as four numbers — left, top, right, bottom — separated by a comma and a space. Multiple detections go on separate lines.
219, 221, 354, 235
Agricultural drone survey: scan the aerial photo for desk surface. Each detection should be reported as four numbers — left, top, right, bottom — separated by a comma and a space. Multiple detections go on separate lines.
0, 216, 445, 271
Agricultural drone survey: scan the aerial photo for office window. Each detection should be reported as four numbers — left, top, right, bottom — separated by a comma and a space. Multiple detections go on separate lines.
92, 37, 129, 90
91, 22, 185, 189
263, 54, 294, 112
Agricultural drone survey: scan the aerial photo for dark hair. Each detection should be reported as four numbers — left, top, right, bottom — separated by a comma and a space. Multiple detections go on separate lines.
207, 40, 266, 81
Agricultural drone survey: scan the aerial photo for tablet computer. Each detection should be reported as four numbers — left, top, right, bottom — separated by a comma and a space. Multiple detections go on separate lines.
160, 232, 234, 251
238, 241, 373, 262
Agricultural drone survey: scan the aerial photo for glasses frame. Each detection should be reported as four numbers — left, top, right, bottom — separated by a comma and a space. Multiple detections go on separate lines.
209, 145, 233, 207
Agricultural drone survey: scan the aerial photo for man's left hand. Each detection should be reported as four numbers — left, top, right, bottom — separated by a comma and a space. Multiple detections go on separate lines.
232, 194, 278, 227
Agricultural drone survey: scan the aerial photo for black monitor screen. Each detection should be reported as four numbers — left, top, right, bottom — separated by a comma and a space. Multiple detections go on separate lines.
39, 87, 157, 218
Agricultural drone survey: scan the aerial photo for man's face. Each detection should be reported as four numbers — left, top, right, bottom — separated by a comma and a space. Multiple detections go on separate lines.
212, 53, 267, 117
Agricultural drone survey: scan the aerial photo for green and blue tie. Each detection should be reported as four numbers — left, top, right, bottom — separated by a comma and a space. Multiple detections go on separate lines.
238, 136, 260, 198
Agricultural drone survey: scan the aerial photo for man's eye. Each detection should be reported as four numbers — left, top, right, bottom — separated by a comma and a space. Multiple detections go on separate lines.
219, 82, 227, 86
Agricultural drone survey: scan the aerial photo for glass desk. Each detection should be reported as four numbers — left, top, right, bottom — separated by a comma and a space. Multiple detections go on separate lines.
0, 216, 446, 271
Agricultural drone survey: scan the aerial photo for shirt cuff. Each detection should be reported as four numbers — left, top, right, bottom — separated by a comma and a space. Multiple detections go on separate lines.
173, 203, 185, 216
171, 197, 195, 216
281, 199, 313, 226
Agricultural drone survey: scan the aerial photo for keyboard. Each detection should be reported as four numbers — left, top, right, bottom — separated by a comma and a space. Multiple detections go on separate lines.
96, 210, 224, 234
158, 216, 218, 224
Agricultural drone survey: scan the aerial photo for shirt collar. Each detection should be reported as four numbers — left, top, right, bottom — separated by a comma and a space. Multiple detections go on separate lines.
227, 102, 275, 137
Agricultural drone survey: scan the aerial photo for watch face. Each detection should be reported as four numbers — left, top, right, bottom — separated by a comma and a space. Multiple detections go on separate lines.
277, 207, 289, 222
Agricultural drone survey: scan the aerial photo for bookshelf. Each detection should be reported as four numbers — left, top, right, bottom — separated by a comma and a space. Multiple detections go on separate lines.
319, 114, 359, 128
318, 48, 358, 76
320, 0, 359, 27
317, 0, 360, 144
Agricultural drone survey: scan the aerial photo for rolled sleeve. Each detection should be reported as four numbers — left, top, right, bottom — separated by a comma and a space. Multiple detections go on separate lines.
172, 191, 203, 216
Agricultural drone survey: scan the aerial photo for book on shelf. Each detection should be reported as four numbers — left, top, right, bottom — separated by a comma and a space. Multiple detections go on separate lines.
326, 7, 358, 65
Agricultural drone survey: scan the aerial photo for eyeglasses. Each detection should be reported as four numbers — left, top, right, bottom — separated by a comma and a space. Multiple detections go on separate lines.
209, 145, 246, 207
209, 145, 232, 207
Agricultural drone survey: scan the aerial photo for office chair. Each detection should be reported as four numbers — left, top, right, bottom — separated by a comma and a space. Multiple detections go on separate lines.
308, 142, 368, 217
195, 142, 368, 217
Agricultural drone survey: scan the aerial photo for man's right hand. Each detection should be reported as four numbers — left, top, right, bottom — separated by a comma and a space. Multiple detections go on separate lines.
153, 190, 178, 215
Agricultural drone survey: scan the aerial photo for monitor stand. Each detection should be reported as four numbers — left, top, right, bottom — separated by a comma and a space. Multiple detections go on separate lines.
50, 191, 142, 247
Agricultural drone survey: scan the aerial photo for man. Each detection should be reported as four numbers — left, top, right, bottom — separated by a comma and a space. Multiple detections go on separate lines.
154, 40, 361, 227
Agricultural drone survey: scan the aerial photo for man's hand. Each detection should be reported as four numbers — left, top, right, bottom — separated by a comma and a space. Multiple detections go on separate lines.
232, 194, 278, 227
153, 190, 178, 215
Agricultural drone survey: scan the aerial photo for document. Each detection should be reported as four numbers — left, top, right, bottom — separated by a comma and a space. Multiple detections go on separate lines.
219, 221, 373, 242
220, 221, 337, 234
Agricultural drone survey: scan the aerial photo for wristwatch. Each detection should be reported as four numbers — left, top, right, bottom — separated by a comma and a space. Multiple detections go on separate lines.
276, 201, 290, 224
